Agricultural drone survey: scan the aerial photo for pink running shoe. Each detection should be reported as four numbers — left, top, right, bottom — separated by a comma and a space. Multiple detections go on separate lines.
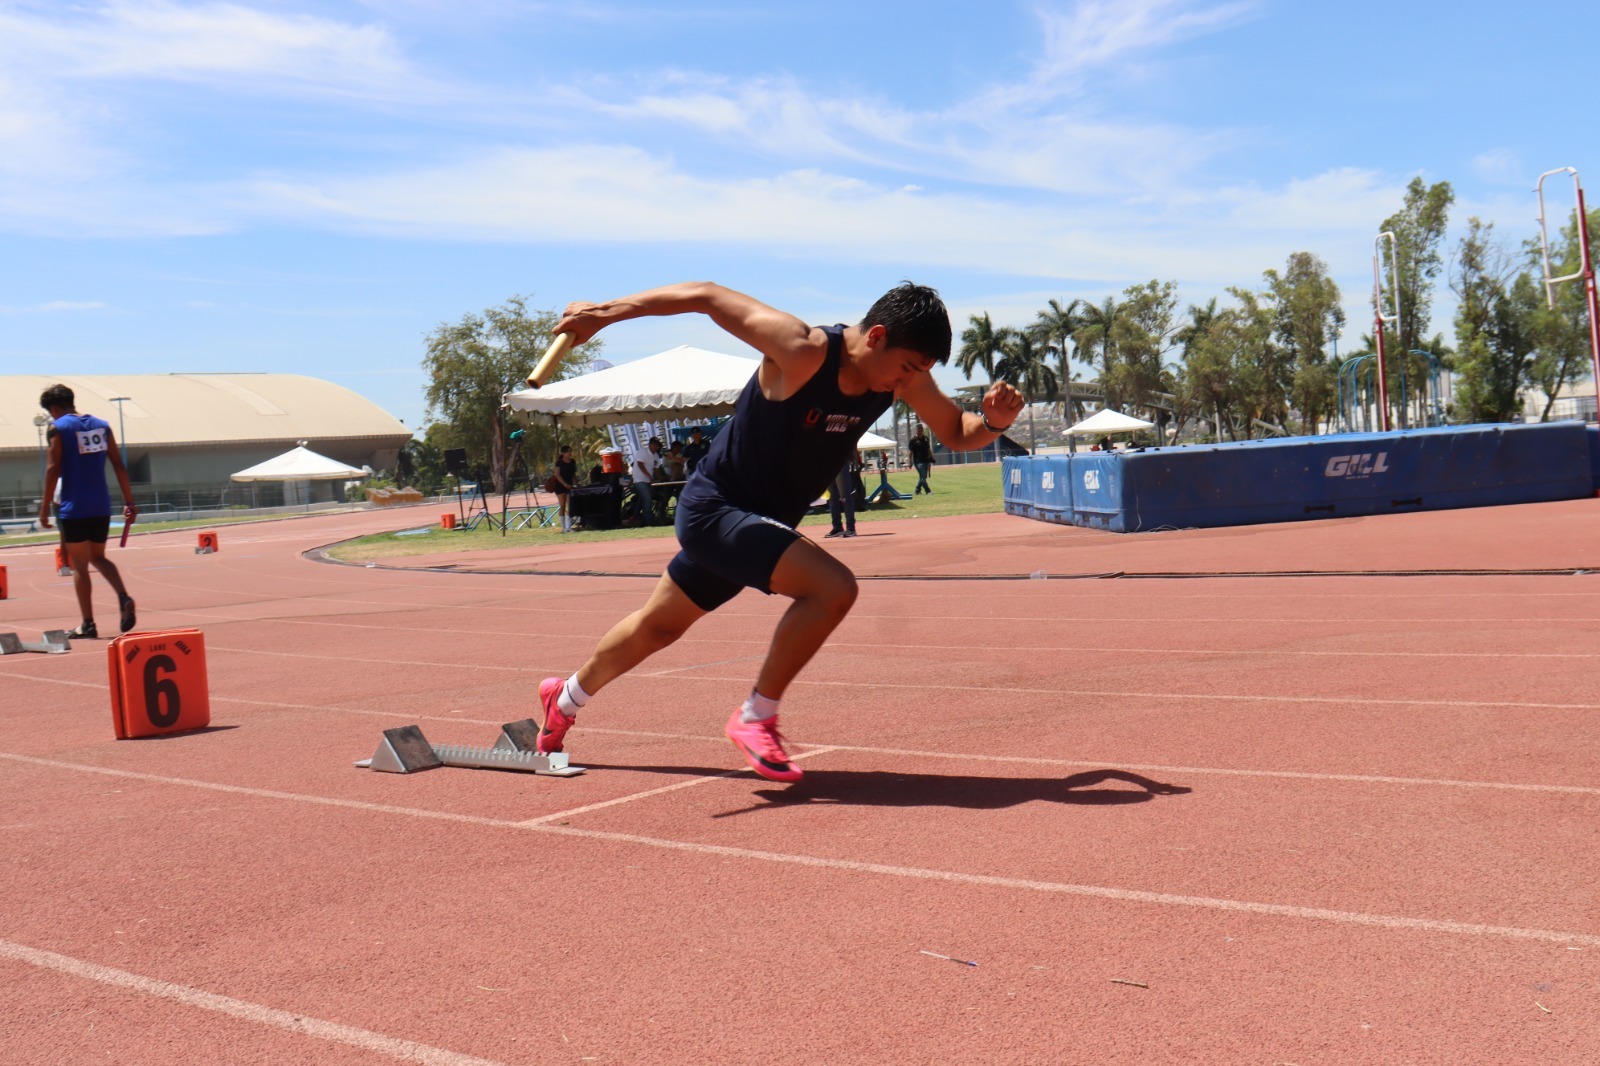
537, 677, 576, 754
725, 709, 803, 783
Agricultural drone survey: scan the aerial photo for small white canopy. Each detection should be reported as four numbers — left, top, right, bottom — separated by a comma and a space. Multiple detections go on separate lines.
857, 430, 895, 451
1067, 408, 1155, 436
504, 345, 759, 428
230, 445, 368, 482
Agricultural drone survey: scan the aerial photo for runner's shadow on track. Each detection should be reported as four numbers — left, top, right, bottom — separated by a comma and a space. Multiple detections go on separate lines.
581, 763, 1189, 815
714, 769, 1191, 818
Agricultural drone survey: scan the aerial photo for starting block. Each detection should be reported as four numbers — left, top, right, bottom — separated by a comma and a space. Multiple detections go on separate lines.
0, 630, 72, 655
355, 719, 584, 777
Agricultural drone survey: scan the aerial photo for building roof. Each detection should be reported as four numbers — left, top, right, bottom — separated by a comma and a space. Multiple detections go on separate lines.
1, 374, 411, 453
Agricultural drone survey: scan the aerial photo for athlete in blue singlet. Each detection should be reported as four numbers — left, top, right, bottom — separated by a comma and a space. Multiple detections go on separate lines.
535, 282, 1025, 782
38, 384, 138, 638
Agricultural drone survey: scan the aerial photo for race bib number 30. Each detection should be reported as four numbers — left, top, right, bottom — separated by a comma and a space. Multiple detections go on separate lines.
76, 428, 108, 454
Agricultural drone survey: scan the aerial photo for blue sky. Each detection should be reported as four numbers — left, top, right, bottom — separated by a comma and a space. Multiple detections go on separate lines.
2, 0, 1596, 433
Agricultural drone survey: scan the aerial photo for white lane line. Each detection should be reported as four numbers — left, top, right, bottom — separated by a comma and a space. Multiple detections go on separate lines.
677, 673, 1600, 712
0, 937, 506, 1066
518, 747, 839, 826
4, 751, 1598, 950
3, 678, 1599, 798
157, 612, 1600, 660
139, 645, 1600, 713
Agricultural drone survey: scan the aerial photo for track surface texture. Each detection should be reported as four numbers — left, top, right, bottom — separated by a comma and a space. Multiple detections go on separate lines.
3, 497, 1598, 1065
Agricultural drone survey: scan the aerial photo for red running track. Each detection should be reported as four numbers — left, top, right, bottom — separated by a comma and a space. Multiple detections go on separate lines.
2, 500, 1598, 1064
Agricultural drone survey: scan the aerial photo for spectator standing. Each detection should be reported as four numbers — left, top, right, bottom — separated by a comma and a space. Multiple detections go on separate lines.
551, 445, 578, 533
632, 436, 662, 525
909, 424, 934, 494
826, 449, 861, 538
682, 426, 711, 474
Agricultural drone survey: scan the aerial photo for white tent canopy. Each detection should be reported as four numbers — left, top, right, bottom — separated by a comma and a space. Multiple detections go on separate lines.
504, 346, 759, 428
1066, 408, 1155, 436
230, 445, 369, 482
856, 431, 895, 451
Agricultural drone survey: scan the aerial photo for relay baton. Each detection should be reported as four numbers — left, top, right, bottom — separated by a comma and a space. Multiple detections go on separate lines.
524, 332, 575, 389
119, 514, 133, 547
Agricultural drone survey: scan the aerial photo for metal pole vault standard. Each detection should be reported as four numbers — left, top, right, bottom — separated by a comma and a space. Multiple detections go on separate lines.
1372, 232, 1400, 432
1537, 167, 1600, 406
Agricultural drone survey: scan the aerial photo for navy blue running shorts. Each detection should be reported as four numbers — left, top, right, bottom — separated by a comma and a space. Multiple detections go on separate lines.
667, 480, 802, 612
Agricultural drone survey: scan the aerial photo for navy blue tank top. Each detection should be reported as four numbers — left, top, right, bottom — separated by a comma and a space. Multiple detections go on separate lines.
696, 325, 893, 526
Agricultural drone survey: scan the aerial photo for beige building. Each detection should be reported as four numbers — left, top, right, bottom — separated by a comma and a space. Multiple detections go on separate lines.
2, 374, 411, 505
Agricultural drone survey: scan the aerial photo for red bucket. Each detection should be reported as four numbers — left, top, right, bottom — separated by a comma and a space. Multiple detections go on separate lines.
600, 450, 625, 475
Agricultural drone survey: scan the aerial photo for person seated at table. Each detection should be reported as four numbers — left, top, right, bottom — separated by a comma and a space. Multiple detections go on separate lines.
661, 441, 687, 482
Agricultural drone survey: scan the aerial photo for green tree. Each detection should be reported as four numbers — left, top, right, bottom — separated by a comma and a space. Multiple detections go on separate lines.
957, 312, 1009, 382
1173, 298, 1222, 437
1223, 287, 1288, 437
1525, 206, 1600, 420
994, 328, 1057, 453
1451, 217, 1528, 422
1264, 252, 1345, 433
397, 436, 448, 495
421, 295, 596, 494
1108, 280, 1180, 433
1379, 177, 1454, 426
1176, 300, 1243, 441
1074, 296, 1121, 400
1033, 298, 1086, 420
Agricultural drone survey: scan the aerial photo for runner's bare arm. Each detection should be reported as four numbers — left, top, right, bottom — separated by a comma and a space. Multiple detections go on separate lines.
553, 283, 826, 378
900, 374, 1025, 451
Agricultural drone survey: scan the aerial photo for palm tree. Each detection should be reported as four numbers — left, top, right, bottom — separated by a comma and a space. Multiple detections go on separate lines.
994, 329, 1057, 454
958, 312, 1011, 383
1074, 297, 1120, 405
1033, 298, 1084, 418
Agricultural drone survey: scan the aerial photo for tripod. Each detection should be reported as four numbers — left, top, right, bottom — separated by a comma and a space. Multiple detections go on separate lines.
500, 429, 531, 537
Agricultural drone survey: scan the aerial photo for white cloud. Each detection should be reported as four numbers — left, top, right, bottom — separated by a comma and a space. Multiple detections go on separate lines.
1470, 148, 1523, 186
0, 1, 418, 98
0, 300, 111, 314
229, 144, 1331, 286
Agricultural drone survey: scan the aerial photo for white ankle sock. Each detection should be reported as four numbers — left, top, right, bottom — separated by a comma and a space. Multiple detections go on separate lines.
740, 691, 780, 723
558, 673, 590, 717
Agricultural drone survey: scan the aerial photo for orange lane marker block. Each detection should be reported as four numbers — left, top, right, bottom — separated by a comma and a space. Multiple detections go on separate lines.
55, 545, 72, 576
0, 565, 7, 600
195, 530, 219, 554
108, 628, 211, 739
440, 513, 457, 530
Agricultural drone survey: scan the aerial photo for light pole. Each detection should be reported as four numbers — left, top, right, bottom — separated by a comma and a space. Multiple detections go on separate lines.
32, 413, 48, 491
108, 396, 131, 447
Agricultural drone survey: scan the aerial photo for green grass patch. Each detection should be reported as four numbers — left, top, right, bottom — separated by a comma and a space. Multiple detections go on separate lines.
327, 462, 1005, 563
0, 511, 311, 548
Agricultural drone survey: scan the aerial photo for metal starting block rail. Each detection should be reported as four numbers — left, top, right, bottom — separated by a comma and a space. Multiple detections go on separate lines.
355, 719, 584, 777
0, 630, 72, 655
